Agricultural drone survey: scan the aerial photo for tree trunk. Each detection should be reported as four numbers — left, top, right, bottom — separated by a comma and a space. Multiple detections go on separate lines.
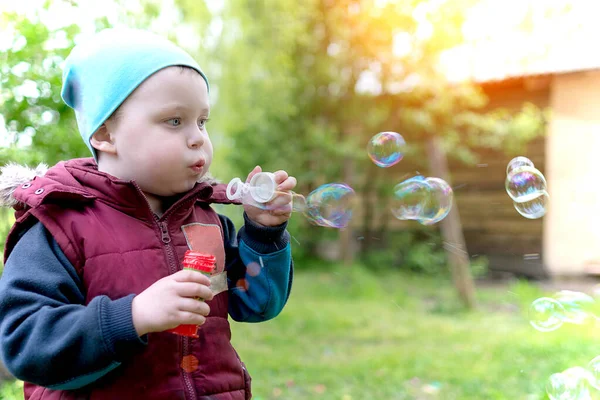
427, 136, 477, 309
339, 155, 355, 265
360, 165, 378, 256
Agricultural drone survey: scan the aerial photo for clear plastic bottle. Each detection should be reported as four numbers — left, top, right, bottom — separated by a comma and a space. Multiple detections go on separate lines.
226, 172, 277, 204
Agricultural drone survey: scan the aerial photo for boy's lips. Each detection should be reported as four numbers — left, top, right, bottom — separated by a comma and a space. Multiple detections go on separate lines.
190, 159, 205, 174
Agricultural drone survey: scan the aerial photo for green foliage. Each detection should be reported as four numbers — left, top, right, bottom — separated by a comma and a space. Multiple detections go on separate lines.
361, 228, 488, 277
0, 11, 86, 166
170, 0, 546, 265
197, 0, 546, 181
0, 208, 14, 272
0, 379, 22, 400
0, 0, 175, 168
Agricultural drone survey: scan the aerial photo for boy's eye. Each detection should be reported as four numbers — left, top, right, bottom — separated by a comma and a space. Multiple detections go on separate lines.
198, 118, 209, 129
167, 118, 181, 126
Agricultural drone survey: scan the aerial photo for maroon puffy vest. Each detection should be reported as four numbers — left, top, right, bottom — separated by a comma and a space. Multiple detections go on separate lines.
4, 158, 251, 400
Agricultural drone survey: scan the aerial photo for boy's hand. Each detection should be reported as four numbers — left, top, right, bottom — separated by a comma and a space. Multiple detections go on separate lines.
244, 166, 297, 227
131, 270, 214, 337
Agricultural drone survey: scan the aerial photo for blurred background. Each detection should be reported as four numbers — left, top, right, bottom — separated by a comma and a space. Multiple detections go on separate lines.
2, 0, 600, 398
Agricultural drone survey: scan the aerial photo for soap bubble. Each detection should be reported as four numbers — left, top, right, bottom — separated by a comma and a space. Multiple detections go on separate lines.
529, 297, 565, 332
588, 356, 600, 390
391, 176, 453, 225
506, 166, 547, 202
507, 156, 534, 175
305, 183, 356, 228
546, 367, 592, 400
419, 177, 453, 225
554, 290, 598, 325
367, 131, 406, 168
291, 192, 308, 213
513, 191, 549, 219
391, 176, 431, 221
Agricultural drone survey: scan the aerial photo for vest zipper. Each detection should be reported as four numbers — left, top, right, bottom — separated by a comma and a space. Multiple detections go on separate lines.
182, 338, 196, 399
159, 221, 172, 244
158, 219, 197, 400
132, 182, 202, 399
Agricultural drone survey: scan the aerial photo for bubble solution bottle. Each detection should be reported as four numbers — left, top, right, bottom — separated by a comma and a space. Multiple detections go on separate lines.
166, 250, 215, 338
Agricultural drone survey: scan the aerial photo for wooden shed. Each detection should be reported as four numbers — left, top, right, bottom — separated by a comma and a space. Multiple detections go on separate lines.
448, 68, 600, 278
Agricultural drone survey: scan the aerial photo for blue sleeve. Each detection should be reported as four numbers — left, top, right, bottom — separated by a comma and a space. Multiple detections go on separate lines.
0, 222, 146, 390
219, 213, 293, 322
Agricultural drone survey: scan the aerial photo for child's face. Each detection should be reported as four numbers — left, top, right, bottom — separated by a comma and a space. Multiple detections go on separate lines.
106, 66, 212, 197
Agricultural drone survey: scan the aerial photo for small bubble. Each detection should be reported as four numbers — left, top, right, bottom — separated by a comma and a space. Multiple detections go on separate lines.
367, 131, 406, 168
507, 156, 534, 175
513, 191, 549, 219
546, 367, 592, 400
246, 262, 261, 277
506, 166, 547, 202
554, 290, 597, 325
529, 297, 565, 332
588, 356, 600, 390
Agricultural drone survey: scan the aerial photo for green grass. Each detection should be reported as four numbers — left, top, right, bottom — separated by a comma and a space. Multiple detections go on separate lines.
229, 264, 600, 399
2, 264, 600, 399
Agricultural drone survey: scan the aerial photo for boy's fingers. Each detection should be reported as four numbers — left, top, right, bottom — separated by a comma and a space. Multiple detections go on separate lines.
177, 282, 214, 300
179, 298, 211, 316
245, 165, 262, 183
273, 170, 289, 184
269, 192, 293, 207
277, 176, 297, 191
172, 270, 211, 286
179, 311, 207, 326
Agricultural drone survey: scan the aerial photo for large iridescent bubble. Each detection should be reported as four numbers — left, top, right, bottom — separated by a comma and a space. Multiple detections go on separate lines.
305, 183, 356, 229
390, 176, 430, 221
419, 177, 454, 225
391, 176, 453, 225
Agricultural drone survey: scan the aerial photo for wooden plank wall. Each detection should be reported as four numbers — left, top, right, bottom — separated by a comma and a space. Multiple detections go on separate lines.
453, 78, 551, 277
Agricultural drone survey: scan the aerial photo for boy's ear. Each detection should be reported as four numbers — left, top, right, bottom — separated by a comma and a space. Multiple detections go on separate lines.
90, 124, 117, 155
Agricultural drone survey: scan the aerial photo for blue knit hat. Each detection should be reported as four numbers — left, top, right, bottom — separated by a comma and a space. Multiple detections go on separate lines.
61, 28, 209, 160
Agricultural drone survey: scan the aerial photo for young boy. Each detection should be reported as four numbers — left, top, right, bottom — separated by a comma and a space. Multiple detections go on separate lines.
0, 28, 295, 400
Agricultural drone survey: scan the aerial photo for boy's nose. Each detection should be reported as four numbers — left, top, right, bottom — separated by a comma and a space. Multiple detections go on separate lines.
188, 129, 205, 149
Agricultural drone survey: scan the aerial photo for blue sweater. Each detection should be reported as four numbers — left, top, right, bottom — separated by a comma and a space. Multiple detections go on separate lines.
0, 213, 292, 388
